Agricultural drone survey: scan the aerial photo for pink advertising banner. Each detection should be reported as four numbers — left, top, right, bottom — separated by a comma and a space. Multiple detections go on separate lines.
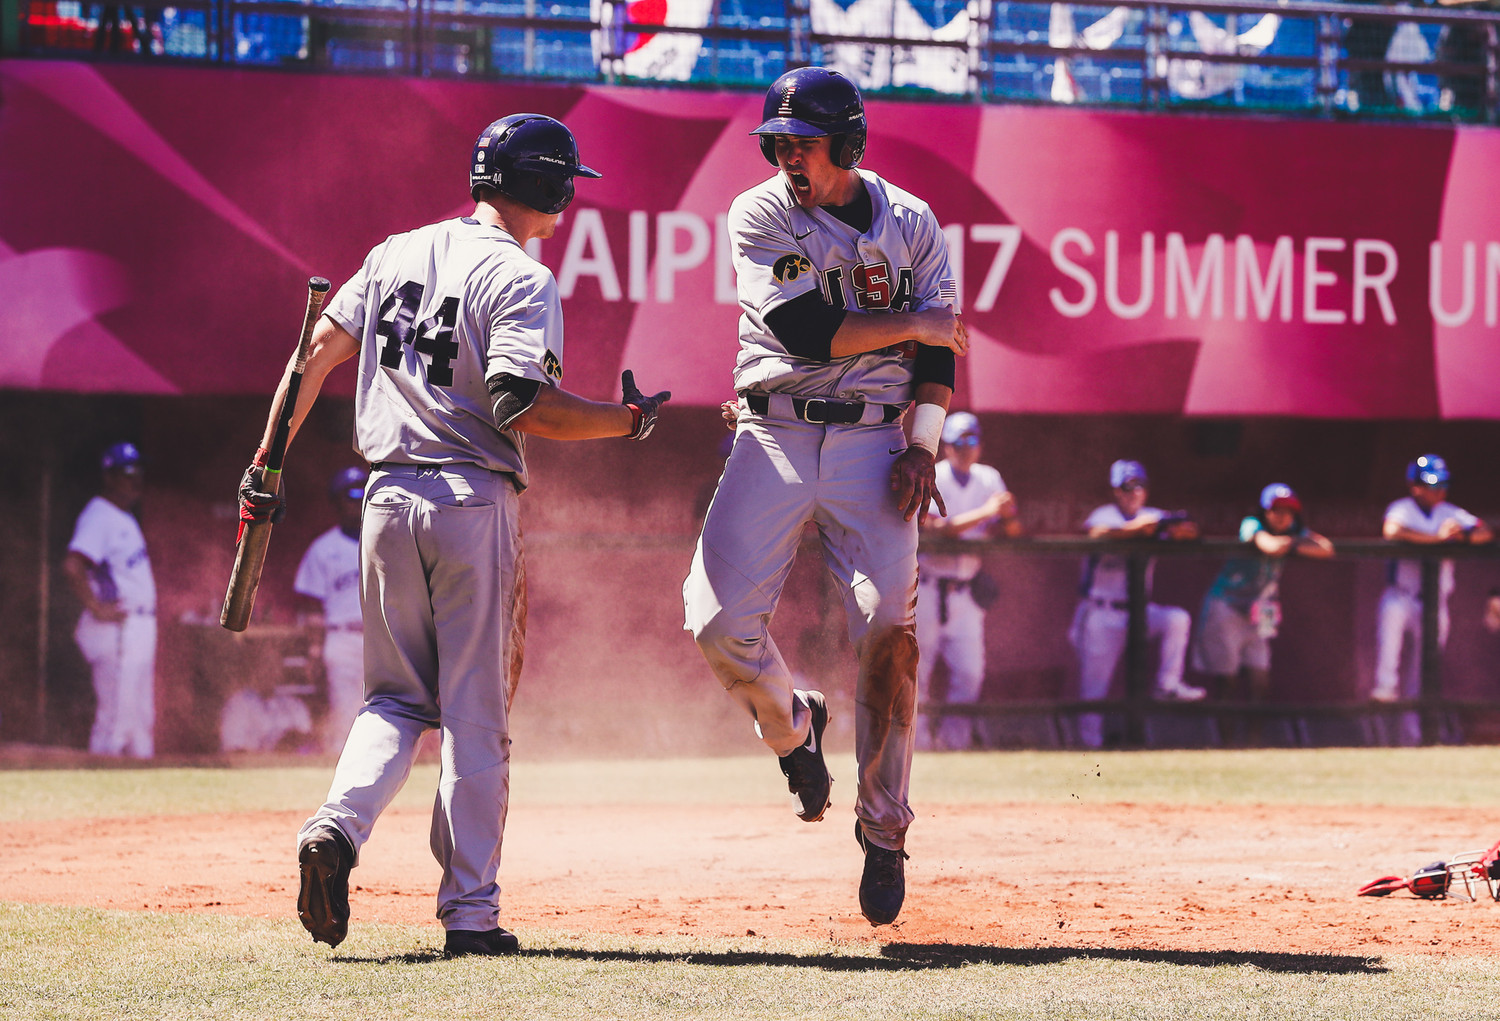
2, 60, 1498, 416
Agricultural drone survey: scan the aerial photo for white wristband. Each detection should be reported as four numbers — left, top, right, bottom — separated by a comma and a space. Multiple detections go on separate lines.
910, 402, 945, 456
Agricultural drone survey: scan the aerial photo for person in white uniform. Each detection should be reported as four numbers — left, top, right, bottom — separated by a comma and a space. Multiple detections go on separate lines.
236, 113, 669, 958
220, 673, 314, 752
915, 411, 1020, 751
683, 67, 968, 927
294, 466, 367, 754
63, 441, 156, 758
1371, 454, 1492, 743
1070, 459, 1205, 748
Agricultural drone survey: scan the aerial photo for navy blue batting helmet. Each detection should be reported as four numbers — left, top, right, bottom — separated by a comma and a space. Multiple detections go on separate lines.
751, 67, 867, 170
329, 466, 367, 502
1407, 454, 1451, 488
101, 441, 143, 473
469, 114, 601, 215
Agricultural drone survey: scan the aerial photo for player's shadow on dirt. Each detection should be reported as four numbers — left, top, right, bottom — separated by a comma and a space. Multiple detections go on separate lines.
433, 944, 1383, 975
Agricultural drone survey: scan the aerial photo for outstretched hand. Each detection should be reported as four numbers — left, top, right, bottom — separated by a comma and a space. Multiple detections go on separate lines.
891, 446, 945, 524
621, 370, 671, 440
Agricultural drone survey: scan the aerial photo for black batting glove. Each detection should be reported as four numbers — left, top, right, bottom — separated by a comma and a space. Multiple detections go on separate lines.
621, 369, 671, 440
238, 464, 286, 528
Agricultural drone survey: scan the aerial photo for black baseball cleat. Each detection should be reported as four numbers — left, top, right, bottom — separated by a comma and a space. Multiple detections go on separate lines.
778, 689, 831, 822
855, 821, 909, 926
297, 826, 355, 948
445, 927, 521, 957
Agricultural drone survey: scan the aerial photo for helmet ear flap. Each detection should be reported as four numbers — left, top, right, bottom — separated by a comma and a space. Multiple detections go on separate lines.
759, 135, 778, 168
834, 130, 866, 169
829, 134, 848, 168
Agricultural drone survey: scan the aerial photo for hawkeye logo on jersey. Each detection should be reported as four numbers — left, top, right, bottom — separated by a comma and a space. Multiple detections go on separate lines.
773, 254, 813, 283
542, 349, 563, 380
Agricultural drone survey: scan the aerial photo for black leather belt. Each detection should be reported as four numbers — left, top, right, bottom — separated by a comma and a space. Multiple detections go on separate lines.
742, 392, 903, 425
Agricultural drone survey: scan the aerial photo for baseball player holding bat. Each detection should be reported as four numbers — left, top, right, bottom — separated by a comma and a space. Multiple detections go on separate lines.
238, 113, 669, 957
683, 67, 967, 926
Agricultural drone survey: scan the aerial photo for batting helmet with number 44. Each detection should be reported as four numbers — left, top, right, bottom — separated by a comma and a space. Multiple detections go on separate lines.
469, 113, 602, 215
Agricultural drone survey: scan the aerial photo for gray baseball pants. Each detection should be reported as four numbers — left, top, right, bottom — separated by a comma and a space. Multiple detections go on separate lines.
298, 463, 522, 933
684, 407, 919, 850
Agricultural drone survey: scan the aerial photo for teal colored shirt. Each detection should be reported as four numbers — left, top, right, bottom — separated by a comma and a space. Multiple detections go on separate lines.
1205, 515, 1304, 612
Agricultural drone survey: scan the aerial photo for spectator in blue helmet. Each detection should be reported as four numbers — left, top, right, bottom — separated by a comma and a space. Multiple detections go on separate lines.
62, 441, 157, 757
915, 411, 1021, 751
1069, 459, 1204, 749
1192, 484, 1333, 744
1372, 456, 1492, 739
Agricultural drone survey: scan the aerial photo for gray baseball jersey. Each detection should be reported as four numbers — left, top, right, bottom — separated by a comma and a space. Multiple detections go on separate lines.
686, 169, 955, 853
325, 215, 566, 490
300, 214, 544, 934
729, 169, 958, 401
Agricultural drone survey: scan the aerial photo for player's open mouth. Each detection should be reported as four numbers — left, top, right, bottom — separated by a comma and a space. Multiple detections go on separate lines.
789, 172, 810, 191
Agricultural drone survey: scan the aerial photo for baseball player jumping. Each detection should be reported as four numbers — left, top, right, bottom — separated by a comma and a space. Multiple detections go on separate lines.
683, 67, 968, 926
238, 113, 669, 956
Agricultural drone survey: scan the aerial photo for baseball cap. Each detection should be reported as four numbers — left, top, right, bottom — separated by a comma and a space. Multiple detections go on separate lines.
1259, 483, 1302, 514
329, 466, 367, 502
101, 442, 143, 474
941, 411, 980, 446
1109, 459, 1148, 490
1406, 454, 1450, 488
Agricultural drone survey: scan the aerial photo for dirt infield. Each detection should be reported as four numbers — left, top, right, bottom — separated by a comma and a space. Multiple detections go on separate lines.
4, 800, 1495, 955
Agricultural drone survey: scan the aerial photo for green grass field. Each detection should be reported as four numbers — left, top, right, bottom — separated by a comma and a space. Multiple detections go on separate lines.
4, 748, 1500, 1020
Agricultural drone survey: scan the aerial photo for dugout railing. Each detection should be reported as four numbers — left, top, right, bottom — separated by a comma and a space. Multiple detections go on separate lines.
915, 534, 1500, 748
5, 0, 1499, 123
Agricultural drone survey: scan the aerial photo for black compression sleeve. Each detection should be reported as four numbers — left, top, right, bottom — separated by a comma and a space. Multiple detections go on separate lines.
487, 373, 543, 430
763, 290, 846, 362
913, 343, 956, 389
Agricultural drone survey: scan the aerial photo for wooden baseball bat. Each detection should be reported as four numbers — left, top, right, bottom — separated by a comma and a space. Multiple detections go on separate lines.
220, 276, 331, 632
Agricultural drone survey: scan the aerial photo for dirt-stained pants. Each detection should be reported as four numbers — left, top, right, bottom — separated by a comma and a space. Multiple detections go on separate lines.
684, 406, 918, 850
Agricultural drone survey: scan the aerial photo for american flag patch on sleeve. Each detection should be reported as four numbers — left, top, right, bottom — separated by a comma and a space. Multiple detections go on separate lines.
937, 279, 959, 312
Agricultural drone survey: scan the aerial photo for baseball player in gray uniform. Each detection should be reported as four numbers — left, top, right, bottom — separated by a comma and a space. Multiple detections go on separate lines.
63, 441, 156, 758
238, 113, 669, 957
683, 67, 968, 927
293, 466, 367, 754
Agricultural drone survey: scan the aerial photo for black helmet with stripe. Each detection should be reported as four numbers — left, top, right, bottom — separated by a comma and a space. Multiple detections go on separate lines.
470, 113, 602, 215
751, 67, 867, 170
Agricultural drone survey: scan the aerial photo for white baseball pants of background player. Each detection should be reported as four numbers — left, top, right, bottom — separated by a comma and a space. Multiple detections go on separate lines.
298, 464, 522, 934
915, 578, 985, 750
685, 411, 919, 850
1071, 601, 1190, 748
1373, 586, 1450, 745
320, 628, 365, 754
75, 612, 156, 758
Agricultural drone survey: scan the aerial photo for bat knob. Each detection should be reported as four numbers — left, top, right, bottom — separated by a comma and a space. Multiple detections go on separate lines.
309, 277, 331, 293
